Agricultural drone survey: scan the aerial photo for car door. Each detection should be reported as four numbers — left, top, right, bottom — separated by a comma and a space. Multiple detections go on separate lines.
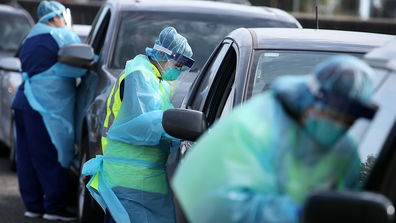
361, 67, 396, 201
173, 39, 238, 159
75, 5, 113, 222
166, 38, 238, 223
81, 5, 113, 159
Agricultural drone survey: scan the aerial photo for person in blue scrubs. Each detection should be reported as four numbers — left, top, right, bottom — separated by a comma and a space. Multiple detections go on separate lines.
11, 1, 84, 221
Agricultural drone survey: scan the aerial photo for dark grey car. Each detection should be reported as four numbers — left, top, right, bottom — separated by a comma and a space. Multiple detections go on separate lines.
51, 0, 302, 222
161, 27, 394, 222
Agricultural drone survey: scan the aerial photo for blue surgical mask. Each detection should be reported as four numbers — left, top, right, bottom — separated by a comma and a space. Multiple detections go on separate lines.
162, 67, 181, 81
304, 117, 348, 148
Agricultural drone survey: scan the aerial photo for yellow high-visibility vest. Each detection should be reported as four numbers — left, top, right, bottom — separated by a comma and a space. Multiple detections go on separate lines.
90, 56, 172, 191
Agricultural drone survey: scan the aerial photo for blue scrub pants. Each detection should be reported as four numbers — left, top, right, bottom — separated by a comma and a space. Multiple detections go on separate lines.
105, 209, 116, 223
14, 109, 69, 213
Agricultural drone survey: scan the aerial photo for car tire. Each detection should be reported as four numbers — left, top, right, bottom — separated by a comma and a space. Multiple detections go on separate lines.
77, 135, 104, 223
9, 118, 16, 172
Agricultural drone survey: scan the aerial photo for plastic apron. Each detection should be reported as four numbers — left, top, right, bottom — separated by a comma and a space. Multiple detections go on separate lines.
22, 22, 87, 168
83, 55, 180, 223
172, 91, 360, 223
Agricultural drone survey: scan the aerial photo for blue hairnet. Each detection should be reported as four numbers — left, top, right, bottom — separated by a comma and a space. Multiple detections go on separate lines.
272, 55, 375, 116
37, 0, 65, 22
145, 27, 193, 62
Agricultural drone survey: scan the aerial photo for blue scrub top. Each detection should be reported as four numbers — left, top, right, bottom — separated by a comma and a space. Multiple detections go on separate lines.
12, 33, 59, 112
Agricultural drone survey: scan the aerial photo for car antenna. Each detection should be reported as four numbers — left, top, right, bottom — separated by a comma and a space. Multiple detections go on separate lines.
316, 6, 319, 30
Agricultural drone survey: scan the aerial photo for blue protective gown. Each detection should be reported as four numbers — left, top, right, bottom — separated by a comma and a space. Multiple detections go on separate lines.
172, 91, 360, 223
11, 22, 86, 212
83, 55, 180, 223
13, 23, 87, 168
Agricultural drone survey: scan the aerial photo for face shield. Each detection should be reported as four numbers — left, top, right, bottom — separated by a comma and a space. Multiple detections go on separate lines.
153, 44, 195, 100
38, 8, 73, 29
303, 76, 378, 148
60, 8, 73, 29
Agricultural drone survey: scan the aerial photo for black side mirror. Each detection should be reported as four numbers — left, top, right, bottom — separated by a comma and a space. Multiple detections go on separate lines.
58, 43, 94, 69
162, 108, 208, 141
302, 190, 395, 223
0, 57, 21, 72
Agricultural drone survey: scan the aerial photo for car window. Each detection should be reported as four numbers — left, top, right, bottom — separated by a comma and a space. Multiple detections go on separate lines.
89, 6, 111, 56
0, 13, 32, 52
248, 50, 363, 99
202, 45, 237, 125
354, 69, 396, 184
190, 41, 231, 111
246, 49, 392, 187
219, 81, 235, 119
111, 11, 298, 71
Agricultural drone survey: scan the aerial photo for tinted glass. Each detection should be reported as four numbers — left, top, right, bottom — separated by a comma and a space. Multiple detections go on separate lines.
112, 11, 298, 70
249, 50, 363, 98
355, 69, 396, 184
0, 13, 32, 52
190, 42, 230, 110
248, 49, 392, 187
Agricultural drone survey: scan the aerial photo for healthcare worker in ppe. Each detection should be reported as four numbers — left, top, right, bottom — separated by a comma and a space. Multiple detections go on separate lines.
82, 27, 194, 223
172, 55, 378, 223
11, 0, 86, 221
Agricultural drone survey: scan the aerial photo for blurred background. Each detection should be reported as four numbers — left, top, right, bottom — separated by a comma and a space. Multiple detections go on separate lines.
1, 0, 396, 35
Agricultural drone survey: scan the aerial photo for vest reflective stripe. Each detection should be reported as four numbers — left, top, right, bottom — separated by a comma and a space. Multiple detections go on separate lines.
101, 70, 125, 153
103, 139, 170, 194
92, 56, 172, 192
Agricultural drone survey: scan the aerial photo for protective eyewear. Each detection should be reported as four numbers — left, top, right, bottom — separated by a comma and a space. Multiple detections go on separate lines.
153, 44, 195, 70
307, 76, 378, 120
61, 8, 73, 28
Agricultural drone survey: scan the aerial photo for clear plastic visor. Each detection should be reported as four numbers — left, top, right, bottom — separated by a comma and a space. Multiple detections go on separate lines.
61, 8, 73, 29
307, 76, 378, 122
153, 44, 194, 100
165, 60, 190, 72
153, 44, 194, 69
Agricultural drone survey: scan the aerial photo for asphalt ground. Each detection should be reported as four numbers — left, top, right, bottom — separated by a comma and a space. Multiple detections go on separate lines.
0, 150, 77, 223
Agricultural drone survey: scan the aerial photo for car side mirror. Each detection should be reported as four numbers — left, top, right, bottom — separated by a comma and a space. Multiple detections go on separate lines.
302, 190, 395, 223
162, 108, 208, 142
58, 43, 95, 69
0, 57, 21, 72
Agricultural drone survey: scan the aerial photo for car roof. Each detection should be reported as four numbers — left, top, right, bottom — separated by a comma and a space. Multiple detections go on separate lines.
0, 4, 24, 14
364, 37, 396, 71
109, 0, 301, 26
247, 28, 394, 53
364, 37, 396, 62
0, 4, 35, 26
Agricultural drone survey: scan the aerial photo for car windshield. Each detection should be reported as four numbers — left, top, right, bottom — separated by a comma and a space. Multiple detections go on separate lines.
0, 13, 32, 52
112, 11, 298, 70
249, 49, 391, 187
249, 50, 363, 98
